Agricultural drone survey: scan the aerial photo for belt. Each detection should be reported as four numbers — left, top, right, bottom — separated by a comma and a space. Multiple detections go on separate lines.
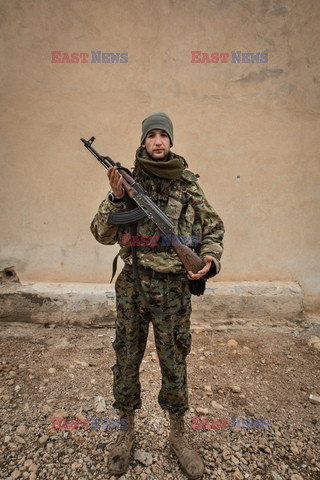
123, 263, 187, 281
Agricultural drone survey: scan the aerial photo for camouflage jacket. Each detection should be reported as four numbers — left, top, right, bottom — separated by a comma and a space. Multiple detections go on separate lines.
90, 156, 224, 275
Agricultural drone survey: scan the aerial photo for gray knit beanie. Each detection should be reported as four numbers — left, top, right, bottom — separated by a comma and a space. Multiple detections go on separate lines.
140, 112, 174, 146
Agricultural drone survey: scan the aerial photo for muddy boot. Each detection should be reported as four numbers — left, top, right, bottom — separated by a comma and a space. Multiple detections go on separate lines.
107, 409, 135, 475
169, 412, 204, 479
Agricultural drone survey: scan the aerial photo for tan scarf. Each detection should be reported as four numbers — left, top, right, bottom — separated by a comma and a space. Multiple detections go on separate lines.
135, 146, 187, 179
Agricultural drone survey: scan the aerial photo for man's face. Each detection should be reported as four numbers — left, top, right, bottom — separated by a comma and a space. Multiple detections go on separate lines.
142, 129, 171, 161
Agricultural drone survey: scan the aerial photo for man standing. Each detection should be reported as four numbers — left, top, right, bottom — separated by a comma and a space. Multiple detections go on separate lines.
90, 112, 224, 479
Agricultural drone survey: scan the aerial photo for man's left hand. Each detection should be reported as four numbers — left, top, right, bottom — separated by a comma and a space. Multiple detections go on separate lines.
188, 256, 213, 280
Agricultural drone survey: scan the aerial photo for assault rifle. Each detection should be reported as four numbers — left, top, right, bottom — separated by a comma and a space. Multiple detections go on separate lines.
81, 136, 205, 274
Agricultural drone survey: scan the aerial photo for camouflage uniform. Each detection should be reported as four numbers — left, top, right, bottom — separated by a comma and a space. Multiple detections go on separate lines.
90, 148, 224, 414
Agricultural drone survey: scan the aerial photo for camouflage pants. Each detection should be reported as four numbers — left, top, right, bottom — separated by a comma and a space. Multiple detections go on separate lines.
112, 269, 192, 414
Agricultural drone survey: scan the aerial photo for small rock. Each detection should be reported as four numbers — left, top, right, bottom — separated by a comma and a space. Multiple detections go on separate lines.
95, 395, 106, 413
15, 435, 25, 444
48, 368, 56, 374
307, 336, 320, 351
134, 465, 143, 474
75, 360, 89, 367
211, 400, 224, 410
42, 404, 52, 414
29, 464, 38, 473
233, 469, 243, 480
222, 448, 231, 460
227, 339, 238, 348
290, 475, 304, 480
309, 393, 320, 405
134, 449, 153, 466
11, 470, 21, 479
271, 472, 283, 480
231, 385, 241, 393
290, 444, 299, 455
231, 455, 240, 465
16, 425, 26, 435
196, 407, 209, 415
39, 435, 49, 445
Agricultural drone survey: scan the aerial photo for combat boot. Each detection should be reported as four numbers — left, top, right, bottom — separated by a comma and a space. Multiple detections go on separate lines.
169, 411, 204, 479
107, 409, 135, 475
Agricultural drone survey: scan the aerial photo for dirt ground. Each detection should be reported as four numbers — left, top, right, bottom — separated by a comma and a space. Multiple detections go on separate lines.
0, 320, 319, 480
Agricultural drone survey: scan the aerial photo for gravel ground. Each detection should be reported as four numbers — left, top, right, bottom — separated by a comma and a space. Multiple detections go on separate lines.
0, 321, 319, 480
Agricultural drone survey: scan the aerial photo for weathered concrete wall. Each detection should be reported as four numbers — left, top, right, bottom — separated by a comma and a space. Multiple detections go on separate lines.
0, 0, 319, 313
0, 280, 304, 329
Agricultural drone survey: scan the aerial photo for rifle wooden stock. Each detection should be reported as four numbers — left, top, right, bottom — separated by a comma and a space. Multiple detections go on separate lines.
173, 244, 205, 274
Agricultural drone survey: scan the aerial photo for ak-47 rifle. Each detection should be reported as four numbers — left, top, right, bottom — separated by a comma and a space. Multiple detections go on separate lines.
81, 136, 205, 274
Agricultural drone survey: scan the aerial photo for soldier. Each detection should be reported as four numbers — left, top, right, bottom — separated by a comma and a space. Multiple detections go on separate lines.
90, 112, 224, 479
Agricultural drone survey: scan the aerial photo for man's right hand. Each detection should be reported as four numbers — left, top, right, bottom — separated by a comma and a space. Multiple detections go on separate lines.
107, 166, 124, 199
